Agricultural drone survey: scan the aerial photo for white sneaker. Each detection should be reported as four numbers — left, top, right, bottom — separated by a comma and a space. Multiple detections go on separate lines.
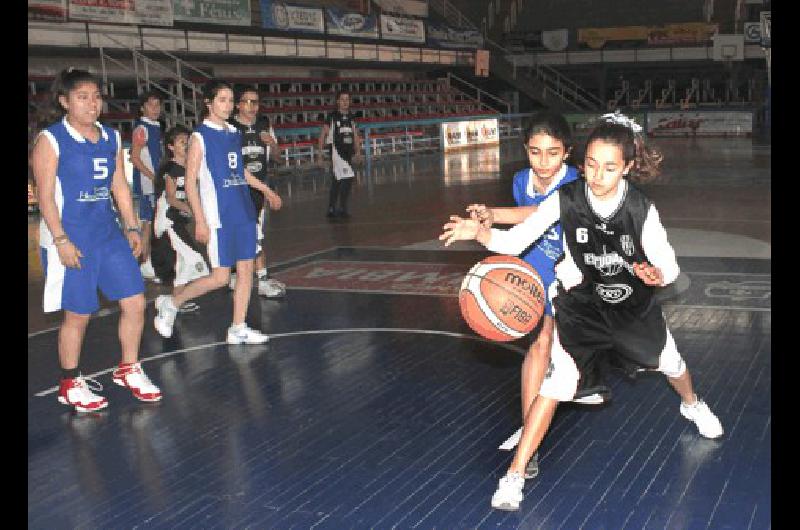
58, 376, 108, 412
491, 472, 525, 511
258, 278, 286, 298
572, 393, 606, 405
140, 260, 156, 279
499, 427, 522, 451
153, 295, 178, 338
680, 397, 723, 439
226, 323, 269, 344
112, 362, 163, 402
228, 272, 237, 290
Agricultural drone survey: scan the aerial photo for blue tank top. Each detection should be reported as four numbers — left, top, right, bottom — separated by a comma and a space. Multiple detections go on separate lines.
131, 117, 162, 196
43, 118, 121, 249
197, 121, 256, 225
511, 165, 578, 287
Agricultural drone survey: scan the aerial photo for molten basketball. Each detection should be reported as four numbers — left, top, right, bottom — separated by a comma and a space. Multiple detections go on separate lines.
459, 255, 546, 342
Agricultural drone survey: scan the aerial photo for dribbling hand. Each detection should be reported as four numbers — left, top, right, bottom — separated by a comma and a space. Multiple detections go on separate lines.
633, 262, 664, 286
439, 216, 481, 247
466, 204, 493, 228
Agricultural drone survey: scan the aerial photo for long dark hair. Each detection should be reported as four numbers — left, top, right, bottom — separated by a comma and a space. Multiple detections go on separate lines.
522, 110, 574, 164
154, 124, 190, 198
49, 68, 100, 119
585, 121, 663, 183
200, 78, 233, 120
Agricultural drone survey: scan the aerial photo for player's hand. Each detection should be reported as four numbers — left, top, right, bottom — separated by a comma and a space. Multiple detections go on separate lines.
126, 231, 142, 258
195, 220, 210, 244
466, 204, 493, 228
57, 240, 84, 269
633, 262, 664, 286
266, 191, 282, 211
439, 216, 481, 247
353, 152, 364, 165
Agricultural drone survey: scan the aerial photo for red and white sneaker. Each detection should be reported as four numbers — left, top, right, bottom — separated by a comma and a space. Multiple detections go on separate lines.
112, 362, 163, 402
58, 376, 109, 412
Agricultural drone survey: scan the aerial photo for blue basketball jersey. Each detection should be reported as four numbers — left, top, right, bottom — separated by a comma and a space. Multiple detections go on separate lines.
39, 118, 121, 250
131, 117, 162, 197
511, 165, 578, 288
195, 120, 256, 227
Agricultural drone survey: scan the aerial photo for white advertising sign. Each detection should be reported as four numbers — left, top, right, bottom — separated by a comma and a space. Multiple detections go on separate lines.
441, 118, 499, 151
380, 14, 425, 43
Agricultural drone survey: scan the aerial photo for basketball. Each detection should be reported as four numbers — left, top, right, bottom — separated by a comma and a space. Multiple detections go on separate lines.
459, 256, 546, 342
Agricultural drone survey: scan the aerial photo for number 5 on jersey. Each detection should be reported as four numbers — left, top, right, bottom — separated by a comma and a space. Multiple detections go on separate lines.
93, 158, 108, 180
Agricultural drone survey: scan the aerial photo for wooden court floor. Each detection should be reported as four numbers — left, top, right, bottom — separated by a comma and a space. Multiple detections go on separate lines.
28, 138, 771, 529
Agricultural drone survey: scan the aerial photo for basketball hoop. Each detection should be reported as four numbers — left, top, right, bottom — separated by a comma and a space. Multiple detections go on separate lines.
760, 11, 771, 86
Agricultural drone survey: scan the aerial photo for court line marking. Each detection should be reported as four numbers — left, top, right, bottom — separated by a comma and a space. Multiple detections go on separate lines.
32, 327, 527, 397
26, 246, 343, 339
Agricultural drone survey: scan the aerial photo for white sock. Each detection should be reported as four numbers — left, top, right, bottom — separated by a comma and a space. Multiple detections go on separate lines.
256, 268, 268, 280
230, 322, 245, 331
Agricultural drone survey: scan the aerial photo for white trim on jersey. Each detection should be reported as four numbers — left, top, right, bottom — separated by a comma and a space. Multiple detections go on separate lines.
207, 226, 221, 269
42, 245, 66, 313
538, 326, 580, 402
167, 227, 209, 286
62, 117, 108, 143
525, 163, 566, 198
191, 131, 222, 229
38, 164, 64, 248
332, 144, 354, 180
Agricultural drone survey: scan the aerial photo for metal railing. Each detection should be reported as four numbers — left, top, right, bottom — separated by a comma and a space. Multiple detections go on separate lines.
445, 72, 510, 114
99, 32, 209, 128
428, 0, 478, 30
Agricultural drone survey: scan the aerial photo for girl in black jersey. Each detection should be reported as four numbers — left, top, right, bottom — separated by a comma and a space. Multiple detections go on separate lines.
153, 125, 210, 312
441, 113, 723, 511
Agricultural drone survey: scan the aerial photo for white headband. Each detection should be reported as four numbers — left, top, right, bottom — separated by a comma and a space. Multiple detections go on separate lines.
599, 110, 642, 134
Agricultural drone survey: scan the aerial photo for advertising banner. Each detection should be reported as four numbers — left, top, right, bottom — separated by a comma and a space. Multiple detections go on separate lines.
441, 118, 499, 152
647, 111, 752, 137
261, 0, 324, 33
28, 0, 67, 21
325, 7, 378, 39
578, 26, 648, 48
647, 23, 718, 45
380, 14, 425, 43
69, 0, 173, 26
373, 0, 427, 18
427, 22, 483, 49
174, 0, 251, 26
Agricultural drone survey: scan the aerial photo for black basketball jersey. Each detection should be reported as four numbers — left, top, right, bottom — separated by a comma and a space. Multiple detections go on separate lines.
558, 179, 653, 307
162, 161, 189, 224
228, 115, 271, 184
328, 110, 356, 161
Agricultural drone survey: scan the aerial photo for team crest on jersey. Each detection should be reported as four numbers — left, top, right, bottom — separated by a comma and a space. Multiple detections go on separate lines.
595, 283, 633, 304
583, 247, 634, 277
620, 234, 635, 256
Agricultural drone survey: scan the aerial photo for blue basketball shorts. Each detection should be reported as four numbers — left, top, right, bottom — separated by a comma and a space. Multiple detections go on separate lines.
41, 231, 145, 315
138, 193, 155, 222
207, 222, 257, 268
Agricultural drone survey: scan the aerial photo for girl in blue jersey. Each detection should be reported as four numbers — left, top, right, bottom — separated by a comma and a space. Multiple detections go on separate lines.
153, 79, 282, 344
130, 90, 164, 281
466, 111, 577, 486
31, 68, 162, 412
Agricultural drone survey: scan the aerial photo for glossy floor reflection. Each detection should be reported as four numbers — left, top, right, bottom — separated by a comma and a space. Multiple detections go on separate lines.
28, 138, 770, 528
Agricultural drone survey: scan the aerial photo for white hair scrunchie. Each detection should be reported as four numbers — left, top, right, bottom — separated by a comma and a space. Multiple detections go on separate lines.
599, 110, 643, 134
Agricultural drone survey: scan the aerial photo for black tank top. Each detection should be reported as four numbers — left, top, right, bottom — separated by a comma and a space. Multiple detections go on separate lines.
329, 110, 355, 161
162, 161, 189, 224
558, 179, 653, 308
